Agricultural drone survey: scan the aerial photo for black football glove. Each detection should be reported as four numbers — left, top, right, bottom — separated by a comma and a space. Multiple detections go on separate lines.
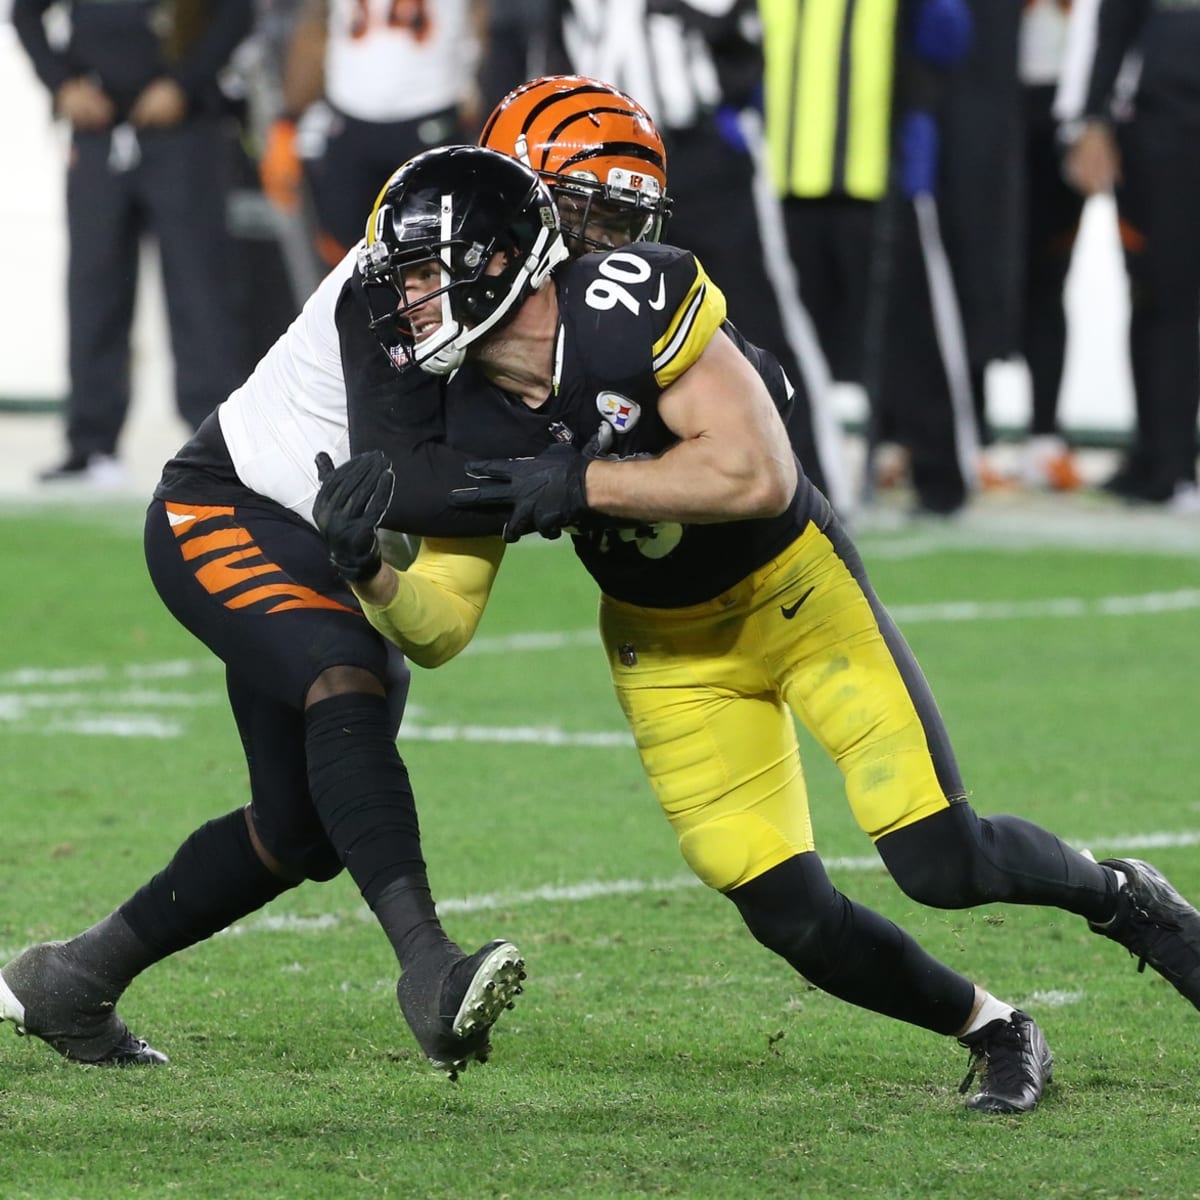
312, 450, 396, 582
449, 424, 613, 543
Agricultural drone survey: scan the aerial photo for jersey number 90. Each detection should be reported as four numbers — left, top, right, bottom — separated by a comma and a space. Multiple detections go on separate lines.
584, 253, 656, 316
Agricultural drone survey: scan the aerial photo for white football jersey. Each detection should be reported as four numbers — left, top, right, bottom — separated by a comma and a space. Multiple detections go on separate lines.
324, 0, 476, 122
1020, 0, 1071, 86
218, 250, 359, 526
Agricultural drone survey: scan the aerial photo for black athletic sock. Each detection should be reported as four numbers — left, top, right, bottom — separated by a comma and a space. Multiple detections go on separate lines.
119, 808, 296, 962
371, 875, 458, 970
60, 911, 157, 997
729, 855, 976, 1036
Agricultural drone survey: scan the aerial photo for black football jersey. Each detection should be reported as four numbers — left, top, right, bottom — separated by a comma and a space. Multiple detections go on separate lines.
436, 243, 827, 608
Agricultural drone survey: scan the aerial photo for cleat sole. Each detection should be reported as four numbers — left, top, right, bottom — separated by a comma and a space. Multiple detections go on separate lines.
0, 971, 27, 1026
450, 943, 525, 1044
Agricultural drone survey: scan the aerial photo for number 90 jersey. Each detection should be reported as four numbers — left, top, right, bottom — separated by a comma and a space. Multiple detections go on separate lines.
469, 242, 824, 608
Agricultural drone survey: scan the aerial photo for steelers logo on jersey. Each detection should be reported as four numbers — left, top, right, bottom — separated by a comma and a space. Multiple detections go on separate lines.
596, 391, 641, 434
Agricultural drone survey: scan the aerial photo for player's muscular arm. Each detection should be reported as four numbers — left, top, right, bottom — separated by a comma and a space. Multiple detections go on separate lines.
584, 331, 797, 523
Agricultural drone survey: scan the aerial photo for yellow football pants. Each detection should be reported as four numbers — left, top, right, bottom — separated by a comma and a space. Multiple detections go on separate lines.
598, 518, 963, 893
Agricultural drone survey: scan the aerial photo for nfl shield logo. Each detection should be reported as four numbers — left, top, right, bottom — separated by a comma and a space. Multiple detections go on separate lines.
596, 391, 641, 433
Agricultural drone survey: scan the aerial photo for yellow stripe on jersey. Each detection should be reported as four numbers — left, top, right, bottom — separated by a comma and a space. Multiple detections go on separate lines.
650, 260, 728, 389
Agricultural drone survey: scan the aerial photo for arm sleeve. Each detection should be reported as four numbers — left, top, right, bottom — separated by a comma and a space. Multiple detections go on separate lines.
337, 276, 508, 538
353, 536, 505, 668
1083, 0, 1151, 119
166, 0, 255, 100
10, 0, 72, 95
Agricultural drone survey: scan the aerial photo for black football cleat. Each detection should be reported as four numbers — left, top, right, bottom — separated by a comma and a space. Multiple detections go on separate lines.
1089, 858, 1200, 1008
958, 1010, 1053, 1114
0, 942, 167, 1067
396, 939, 525, 1080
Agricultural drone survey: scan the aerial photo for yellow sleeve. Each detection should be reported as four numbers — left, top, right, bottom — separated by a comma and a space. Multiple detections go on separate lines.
650, 258, 727, 389
353, 535, 505, 668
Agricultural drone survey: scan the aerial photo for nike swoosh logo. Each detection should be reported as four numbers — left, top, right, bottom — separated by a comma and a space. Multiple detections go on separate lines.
648, 276, 666, 311
780, 587, 814, 620
166, 511, 196, 528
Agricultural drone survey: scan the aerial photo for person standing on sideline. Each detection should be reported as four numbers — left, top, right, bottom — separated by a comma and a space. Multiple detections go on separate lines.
759, 0, 979, 516
1063, 0, 1200, 509
12, 0, 250, 487
1006, 0, 1094, 492
258, 0, 487, 269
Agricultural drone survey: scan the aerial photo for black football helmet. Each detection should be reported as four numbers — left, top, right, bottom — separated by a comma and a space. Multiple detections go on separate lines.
359, 145, 569, 375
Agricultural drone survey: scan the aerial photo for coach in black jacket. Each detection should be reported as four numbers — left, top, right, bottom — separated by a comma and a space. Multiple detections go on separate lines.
12, 0, 251, 485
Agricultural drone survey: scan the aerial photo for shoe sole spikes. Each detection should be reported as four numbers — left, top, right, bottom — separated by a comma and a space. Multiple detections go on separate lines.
431, 941, 526, 1081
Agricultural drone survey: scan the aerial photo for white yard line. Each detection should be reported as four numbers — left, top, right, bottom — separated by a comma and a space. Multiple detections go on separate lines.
2, 585, 1199, 739
5, 828, 1198, 963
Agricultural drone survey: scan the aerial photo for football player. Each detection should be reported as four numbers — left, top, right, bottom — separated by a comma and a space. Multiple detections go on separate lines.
0, 78, 679, 1081
0, 175, 525, 1081
315, 145, 1200, 1114
477, 74, 839, 510
478, 74, 672, 256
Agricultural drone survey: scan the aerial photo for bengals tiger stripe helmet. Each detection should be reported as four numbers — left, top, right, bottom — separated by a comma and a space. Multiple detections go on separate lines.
480, 75, 671, 255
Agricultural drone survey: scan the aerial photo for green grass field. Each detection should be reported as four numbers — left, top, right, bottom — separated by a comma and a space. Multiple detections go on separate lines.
2, 498, 1200, 1199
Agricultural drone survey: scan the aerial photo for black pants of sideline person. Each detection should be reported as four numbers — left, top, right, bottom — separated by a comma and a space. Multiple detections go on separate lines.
786, 193, 970, 515
664, 122, 830, 499
1115, 112, 1200, 497
1020, 84, 1086, 443
65, 118, 242, 462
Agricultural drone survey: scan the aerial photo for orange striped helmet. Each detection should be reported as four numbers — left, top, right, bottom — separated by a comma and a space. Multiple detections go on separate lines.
480, 75, 671, 255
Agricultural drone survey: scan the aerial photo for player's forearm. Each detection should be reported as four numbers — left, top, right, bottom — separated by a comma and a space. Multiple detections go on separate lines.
584, 436, 796, 524
352, 536, 503, 668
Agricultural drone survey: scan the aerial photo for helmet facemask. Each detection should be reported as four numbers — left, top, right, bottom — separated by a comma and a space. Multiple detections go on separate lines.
550, 175, 667, 255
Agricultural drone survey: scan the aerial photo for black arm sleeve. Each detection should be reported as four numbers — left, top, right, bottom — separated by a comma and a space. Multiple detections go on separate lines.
167, 0, 254, 101
11, 0, 71, 95
1084, 0, 1151, 119
336, 277, 507, 539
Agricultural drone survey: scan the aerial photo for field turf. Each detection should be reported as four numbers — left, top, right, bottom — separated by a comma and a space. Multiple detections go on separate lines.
2, 498, 1199, 1199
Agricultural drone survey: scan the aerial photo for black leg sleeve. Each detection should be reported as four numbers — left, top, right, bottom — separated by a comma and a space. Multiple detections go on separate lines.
120, 808, 295, 959
728, 853, 976, 1036
305, 692, 425, 906
877, 801, 1120, 921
